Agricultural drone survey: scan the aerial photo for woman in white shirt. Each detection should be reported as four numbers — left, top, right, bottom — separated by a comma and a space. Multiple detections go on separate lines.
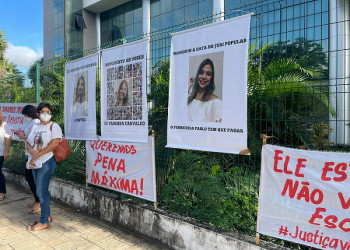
73, 75, 88, 116
17, 105, 41, 213
187, 58, 222, 122
0, 110, 11, 201
26, 102, 62, 231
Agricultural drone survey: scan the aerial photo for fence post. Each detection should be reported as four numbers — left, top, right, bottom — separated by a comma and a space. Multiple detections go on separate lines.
36, 62, 40, 103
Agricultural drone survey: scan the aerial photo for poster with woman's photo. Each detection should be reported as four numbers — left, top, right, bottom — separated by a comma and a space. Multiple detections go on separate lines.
64, 54, 98, 140
167, 14, 251, 154
101, 39, 148, 142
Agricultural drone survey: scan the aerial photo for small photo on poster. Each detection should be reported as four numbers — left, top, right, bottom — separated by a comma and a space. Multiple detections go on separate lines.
73, 71, 88, 116
124, 64, 133, 78
133, 62, 142, 77
115, 79, 132, 107
116, 66, 124, 79
187, 52, 224, 123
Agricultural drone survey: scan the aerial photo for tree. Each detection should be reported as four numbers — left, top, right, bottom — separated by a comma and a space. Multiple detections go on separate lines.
248, 42, 334, 154
0, 30, 24, 102
259, 38, 328, 77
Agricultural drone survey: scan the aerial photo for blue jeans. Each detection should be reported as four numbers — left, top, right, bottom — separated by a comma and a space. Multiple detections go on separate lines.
0, 156, 5, 194
32, 156, 56, 224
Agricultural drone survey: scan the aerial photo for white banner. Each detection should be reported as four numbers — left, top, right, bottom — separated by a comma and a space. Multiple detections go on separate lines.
167, 15, 251, 154
0, 103, 35, 141
86, 137, 156, 202
101, 39, 148, 142
258, 145, 350, 249
64, 54, 98, 140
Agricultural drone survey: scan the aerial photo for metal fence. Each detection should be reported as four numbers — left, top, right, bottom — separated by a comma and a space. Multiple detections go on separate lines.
4, 0, 350, 244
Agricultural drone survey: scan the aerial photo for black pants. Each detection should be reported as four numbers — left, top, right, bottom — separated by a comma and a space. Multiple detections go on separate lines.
25, 168, 39, 203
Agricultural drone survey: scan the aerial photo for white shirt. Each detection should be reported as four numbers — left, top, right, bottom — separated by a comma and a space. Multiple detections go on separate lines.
187, 99, 222, 122
73, 101, 88, 116
27, 122, 63, 164
24, 118, 41, 138
0, 122, 11, 156
24, 118, 41, 155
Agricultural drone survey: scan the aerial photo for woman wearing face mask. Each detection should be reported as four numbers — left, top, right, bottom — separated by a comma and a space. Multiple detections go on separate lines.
17, 105, 41, 212
187, 58, 222, 122
25, 102, 62, 231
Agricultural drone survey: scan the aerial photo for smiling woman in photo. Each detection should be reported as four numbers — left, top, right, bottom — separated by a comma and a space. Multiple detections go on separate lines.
115, 80, 131, 107
73, 75, 88, 116
187, 58, 222, 122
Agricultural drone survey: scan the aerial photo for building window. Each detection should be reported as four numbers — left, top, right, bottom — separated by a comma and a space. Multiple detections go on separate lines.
53, 0, 64, 57
74, 12, 86, 30
100, 0, 143, 46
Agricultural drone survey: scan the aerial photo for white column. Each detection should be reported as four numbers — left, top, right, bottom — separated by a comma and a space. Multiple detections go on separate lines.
213, 0, 225, 21
329, 0, 350, 144
143, 0, 150, 36
96, 13, 101, 48
142, 0, 152, 109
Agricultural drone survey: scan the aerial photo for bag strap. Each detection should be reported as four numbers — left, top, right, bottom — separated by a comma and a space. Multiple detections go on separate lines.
49, 122, 55, 131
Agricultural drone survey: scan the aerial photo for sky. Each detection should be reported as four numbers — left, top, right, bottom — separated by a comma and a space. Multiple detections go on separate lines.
0, 0, 43, 74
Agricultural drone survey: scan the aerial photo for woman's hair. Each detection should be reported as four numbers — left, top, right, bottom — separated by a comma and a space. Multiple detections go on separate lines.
75, 75, 86, 103
37, 102, 53, 114
188, 58, 215, 104
33, 132, 44, 150
116, 80, 129, 106
22, 105, 39, 119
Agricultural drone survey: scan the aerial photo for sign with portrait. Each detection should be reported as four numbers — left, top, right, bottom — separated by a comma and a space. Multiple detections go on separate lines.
101, 39, 148, 142
167, 14, 251, 154
64, 54, 98, 140
86, 136, 156, 202
258, 145, 350, 249
0, 103, 35, 141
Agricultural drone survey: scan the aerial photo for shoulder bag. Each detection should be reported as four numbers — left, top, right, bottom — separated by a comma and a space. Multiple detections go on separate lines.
50, 123, 71, 162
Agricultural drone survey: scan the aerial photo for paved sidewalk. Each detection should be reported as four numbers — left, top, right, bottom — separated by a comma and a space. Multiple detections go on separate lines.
0, 182, 171, 250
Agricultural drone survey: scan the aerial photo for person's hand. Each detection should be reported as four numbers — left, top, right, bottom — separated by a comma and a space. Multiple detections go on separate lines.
4, 152, 9, 161
27, 147, 36, 157
30, 158, 36, 166
188, 76, 194, 93
32, 150, 41, 160
17, 133, 26, 140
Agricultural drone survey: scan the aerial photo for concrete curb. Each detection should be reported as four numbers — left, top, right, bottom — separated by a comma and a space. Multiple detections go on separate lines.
4, 170, 284, 250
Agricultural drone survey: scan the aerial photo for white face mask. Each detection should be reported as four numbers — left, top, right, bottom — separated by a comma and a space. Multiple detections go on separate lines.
25, 117, 32, 122
40, 113, 52, 122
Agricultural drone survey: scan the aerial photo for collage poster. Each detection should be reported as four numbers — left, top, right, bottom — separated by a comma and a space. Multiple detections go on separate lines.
101, 39, 148, 142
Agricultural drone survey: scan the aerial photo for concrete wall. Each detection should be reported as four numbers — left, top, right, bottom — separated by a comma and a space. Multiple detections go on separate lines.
4, 170, 283, 250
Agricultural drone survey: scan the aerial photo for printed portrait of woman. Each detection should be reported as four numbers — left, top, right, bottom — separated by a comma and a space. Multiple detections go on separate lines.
187, 53, 223, 122
32, 132, 43, 151
115, 79, 131, 107
73, 73, 88, 116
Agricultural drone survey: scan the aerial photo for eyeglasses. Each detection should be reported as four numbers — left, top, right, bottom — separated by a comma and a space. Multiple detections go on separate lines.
39, 111, 52, 115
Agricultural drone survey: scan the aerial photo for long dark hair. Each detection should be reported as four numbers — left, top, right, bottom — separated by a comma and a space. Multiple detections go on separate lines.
22, 105, 39, 119
75, 75, 86, 103
116, 80, 129, 106
188, 58, 215, 104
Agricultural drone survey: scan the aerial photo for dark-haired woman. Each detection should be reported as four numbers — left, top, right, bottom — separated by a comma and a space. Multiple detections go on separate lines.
17, 105, 41, 213
115, 80, 131, 106
26, 102, 62, 231
73, 75, 88, 116
187, 58, 222, 122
